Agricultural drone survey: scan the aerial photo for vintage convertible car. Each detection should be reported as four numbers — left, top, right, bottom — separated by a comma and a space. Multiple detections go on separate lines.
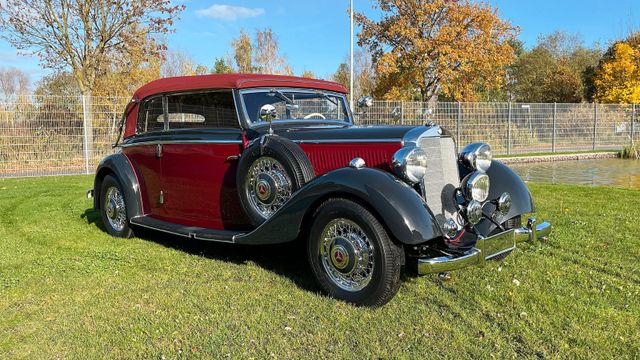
90, 74, 551, 307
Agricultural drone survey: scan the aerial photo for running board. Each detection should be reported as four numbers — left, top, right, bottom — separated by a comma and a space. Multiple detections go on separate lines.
130, 216, 243, 243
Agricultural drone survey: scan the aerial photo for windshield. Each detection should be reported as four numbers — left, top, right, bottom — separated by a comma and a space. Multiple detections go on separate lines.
241, 88, 350, 125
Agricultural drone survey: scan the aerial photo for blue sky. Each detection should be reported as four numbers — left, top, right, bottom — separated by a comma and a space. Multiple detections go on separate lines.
0, 0, 638, 87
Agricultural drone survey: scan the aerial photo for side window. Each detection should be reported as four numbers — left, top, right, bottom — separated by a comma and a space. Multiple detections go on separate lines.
136, 97, 164, 134
167, 91, 239, 129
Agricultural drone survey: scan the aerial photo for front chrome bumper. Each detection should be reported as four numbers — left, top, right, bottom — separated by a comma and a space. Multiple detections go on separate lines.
417, 217, 552, 275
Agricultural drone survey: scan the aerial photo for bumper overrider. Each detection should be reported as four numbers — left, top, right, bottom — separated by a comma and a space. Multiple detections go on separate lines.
418, 217, 552, 275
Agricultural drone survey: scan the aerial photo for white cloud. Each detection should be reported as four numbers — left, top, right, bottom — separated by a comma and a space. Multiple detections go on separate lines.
195, 4, 265, 21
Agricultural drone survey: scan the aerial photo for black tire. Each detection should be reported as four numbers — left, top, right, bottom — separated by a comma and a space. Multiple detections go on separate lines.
307, 198, 404, 307
489, 215, 521, 261
237, 135, 315, 226
99, 175, 133, 238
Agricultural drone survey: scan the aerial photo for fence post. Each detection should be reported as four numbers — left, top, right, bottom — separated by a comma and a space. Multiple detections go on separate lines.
593, 103, 598, 151
456, 102, 461, 145
552, 102, 557, 153
400, 101, 404, 125
507, 102, 512, 155
632, 104, 636, 146
81, 94, 93, 175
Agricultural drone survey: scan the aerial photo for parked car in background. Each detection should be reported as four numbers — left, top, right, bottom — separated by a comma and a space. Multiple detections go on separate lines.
90, 74, 551, 307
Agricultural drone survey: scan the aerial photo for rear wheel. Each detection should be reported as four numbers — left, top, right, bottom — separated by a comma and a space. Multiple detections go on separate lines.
100, 175, 133, 238
307, 198, 403, 307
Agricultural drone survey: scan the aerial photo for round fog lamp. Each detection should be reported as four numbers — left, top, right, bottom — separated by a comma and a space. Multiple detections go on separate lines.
466, 200, 483, 225
497, 192, 512, 215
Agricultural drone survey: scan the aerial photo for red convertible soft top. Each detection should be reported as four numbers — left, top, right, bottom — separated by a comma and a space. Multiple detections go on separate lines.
133, 73, 348, 100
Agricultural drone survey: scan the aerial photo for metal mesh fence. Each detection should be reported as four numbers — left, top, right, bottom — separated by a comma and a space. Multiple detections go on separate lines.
0, 96, 637, 178
0, 95, 128, 178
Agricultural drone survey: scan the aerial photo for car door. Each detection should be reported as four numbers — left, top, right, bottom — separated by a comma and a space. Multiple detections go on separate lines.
159, 91, 248, 230
121, 96, 167, 218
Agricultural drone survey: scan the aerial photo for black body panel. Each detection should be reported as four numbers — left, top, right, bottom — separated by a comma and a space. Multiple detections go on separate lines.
471, 160, 535, 236
246, 123, 415, 143
235, 167, 442, 245
93, 153, 143, 218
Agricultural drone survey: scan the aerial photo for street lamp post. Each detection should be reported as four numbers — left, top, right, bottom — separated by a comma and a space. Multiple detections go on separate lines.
350, 0, 354, 111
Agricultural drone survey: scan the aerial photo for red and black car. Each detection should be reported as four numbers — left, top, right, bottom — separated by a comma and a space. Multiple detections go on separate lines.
90, 74, 551, 306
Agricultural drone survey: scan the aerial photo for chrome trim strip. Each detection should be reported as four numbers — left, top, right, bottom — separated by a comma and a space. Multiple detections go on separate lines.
130, 217, 186, 237
121, 139, 243, 147
193, 235, 235, 243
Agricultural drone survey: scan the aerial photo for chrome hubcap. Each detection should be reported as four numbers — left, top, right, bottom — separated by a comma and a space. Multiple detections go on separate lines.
246, 157, 292, 218
319, 219, 374, 292
104, 186, 126, 232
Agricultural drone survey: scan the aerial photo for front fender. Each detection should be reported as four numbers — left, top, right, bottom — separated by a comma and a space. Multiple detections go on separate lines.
93, 153, 143, 219
473, 160, 535, 235
234, 167, 442, 245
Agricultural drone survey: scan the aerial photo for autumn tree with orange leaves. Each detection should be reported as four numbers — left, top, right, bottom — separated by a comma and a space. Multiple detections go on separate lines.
0, 0, 184, 95
355, 0, 517, 101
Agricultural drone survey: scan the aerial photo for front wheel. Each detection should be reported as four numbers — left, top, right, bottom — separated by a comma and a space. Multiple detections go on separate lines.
307, 198, 404, 307
100, 175, 133, 238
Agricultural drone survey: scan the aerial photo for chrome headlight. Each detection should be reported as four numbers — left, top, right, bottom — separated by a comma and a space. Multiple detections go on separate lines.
462, 172, 490, 202
392, 146, 428, 184
459, 142, 492, 173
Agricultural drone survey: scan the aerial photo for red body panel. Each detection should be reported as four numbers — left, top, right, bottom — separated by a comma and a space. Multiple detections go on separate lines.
123, 145, 163, 217
159, 143, 249, 229
300, 142, 402, 175
124, 143, 251, 230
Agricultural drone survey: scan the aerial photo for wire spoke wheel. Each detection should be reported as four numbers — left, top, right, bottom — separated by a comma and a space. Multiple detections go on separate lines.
245, 156, 293, 218
104, 186, 127, 232
319, 218, 375, 292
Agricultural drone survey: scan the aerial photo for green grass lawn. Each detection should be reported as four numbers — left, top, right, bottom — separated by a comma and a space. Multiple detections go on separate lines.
1, 176, 638, 358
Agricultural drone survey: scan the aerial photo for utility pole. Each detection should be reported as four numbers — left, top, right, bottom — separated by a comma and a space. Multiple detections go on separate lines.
349, 0, 354, 111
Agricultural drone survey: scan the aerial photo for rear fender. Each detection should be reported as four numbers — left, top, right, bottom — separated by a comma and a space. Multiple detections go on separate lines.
234, 167, 442, 245
93, 153, 143, 219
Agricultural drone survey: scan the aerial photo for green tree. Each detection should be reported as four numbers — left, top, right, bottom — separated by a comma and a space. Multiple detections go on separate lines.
511, 31, 602, 102
332, 63, 349, 89
212, 58, 233, 74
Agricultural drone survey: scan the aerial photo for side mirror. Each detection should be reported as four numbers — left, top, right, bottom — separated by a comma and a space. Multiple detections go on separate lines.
357, 96, 374, 108
259, 104, 277, 122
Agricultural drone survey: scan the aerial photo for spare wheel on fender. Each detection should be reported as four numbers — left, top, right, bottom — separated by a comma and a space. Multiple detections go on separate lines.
237, 135, 315, 226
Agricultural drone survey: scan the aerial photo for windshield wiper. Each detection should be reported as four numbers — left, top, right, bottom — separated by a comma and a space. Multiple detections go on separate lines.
268, 88, 294, 104
315, 90, 338, 105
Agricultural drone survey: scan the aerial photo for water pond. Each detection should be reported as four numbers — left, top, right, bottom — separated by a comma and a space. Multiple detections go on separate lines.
509, 158, 640, 189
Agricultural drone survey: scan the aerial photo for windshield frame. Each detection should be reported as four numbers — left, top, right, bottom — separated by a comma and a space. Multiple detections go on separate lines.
238, 87, 353, 128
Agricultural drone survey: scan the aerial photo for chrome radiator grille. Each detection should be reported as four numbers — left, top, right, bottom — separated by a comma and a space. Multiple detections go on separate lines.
418, 137, 461, 228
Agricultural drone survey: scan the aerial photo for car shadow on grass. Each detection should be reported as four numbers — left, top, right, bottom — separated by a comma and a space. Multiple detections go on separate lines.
82, 208, 319, 293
